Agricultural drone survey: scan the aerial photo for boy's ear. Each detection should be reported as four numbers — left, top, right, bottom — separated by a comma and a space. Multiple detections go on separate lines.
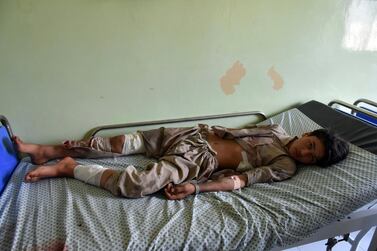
302, 133, 310, 137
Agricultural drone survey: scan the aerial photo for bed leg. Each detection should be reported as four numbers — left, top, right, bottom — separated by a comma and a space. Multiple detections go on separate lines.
367, 227, 377, 251
326, 233, 351, 251
348, 229, 369, 251
325, 237, 338, 251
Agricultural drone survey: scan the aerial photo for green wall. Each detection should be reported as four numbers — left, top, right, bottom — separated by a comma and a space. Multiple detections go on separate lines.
1, 0, 376, 143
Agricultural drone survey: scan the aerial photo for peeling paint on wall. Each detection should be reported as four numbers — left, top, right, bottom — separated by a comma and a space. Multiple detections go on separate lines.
219, 61, 246, 95
267, 66, 284, 90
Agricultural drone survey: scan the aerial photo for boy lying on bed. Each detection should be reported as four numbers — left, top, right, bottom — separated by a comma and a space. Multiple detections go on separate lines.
14, 124, 349, 200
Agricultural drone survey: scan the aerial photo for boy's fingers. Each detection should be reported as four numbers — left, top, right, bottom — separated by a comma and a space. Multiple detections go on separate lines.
164, 183, 190, 200
165, 183, 173, 192
164, 189, 173, 199
164, 184, 179, 199
174, 186, 185, 193
165, 191, 178, 200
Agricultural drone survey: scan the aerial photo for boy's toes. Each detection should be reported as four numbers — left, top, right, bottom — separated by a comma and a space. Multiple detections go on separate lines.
25, 173, 33, 182
25, 171, 39, 183
13, 136, 21, 147
25, 174, 32, 182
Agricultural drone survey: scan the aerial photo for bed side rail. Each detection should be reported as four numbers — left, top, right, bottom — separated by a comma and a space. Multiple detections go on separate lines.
353, 98, 377, 109
352, 98, 377, 126
328, 99, 377, 125
85, 111, 267, 139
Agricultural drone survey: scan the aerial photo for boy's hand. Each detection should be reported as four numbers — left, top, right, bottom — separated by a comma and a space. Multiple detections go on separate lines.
164, 183, 195, 200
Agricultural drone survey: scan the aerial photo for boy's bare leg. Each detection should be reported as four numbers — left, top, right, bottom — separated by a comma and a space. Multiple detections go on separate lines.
109, 135, 125, 153
14, 135, 126, 165
14, 137, 85, 164
25, 156, 117, 189
100, 169, 114, 187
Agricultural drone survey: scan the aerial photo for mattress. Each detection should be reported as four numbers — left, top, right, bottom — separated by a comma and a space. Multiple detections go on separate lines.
1, 108, 376, 251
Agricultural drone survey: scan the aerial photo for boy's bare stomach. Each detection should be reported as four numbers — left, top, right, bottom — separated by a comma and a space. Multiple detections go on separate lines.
206, 132, 243, 170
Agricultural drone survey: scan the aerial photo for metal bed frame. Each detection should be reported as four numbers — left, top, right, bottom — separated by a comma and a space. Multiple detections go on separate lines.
2, 99, 377, 251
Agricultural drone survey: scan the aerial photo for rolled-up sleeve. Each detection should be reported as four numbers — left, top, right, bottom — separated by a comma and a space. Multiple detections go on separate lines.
244, 156, 296, 186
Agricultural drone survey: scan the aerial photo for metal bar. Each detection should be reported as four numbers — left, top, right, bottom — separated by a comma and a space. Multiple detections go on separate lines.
368, 227, 377, 251
85, 111, 266, 139
353, 98, 377, 109
349, 228, 370, 251
0, 115, 15, 139
270, 208, 377, 251
328, 100, 377, 120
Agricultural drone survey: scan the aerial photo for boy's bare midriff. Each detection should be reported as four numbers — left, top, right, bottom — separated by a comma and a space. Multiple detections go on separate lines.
206, 132, 243, 170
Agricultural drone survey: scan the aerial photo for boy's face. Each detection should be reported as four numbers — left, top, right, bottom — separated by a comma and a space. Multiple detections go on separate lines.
288, 134, 326, 165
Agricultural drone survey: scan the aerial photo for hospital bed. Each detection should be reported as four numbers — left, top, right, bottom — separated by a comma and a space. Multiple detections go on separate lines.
0, 99, 376, 251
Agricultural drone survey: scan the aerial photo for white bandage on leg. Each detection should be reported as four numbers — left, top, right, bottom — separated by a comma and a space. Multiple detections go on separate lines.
89, 137, 112, 152
122, 132, 146, 155
73, 164, 108, 187
231, 175, 241, 190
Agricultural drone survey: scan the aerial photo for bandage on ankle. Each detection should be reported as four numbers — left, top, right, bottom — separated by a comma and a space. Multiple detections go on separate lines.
231, 176, 241, 190
74, 164, 108, 187
122, 132, 146, 155
89, 137, 112, 152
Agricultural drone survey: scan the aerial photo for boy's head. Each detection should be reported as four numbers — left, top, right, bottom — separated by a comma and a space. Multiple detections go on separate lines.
288, 128, 349, 166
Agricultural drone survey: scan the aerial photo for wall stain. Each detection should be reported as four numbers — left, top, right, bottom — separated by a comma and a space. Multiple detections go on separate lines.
267, 66, 284, 90
220, 61, 246, 95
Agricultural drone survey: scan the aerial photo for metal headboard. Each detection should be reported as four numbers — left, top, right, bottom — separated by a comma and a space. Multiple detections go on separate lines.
353, 98, 377, 109
328, 99, 377, 121
0, 115, 15, 140
84, 111, 267, 140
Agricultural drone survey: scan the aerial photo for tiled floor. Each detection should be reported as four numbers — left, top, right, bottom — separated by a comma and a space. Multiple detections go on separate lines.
283, 227, 376, 251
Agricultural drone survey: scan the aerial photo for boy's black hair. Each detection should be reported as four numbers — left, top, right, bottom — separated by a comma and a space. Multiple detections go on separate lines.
308, 129, 349, 167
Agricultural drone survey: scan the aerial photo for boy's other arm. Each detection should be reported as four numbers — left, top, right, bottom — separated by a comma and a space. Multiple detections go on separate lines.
164, 174, 248, 200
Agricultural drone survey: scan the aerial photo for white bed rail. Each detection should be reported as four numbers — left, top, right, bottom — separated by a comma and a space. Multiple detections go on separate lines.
84, 111, 266, 140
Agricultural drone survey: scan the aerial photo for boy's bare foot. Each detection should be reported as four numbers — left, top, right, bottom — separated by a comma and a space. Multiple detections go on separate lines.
13, 136, 50, 164
25, 157, 77, 183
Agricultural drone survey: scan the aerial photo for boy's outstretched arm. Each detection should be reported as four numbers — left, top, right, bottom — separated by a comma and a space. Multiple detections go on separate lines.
164, 174, 248, 200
